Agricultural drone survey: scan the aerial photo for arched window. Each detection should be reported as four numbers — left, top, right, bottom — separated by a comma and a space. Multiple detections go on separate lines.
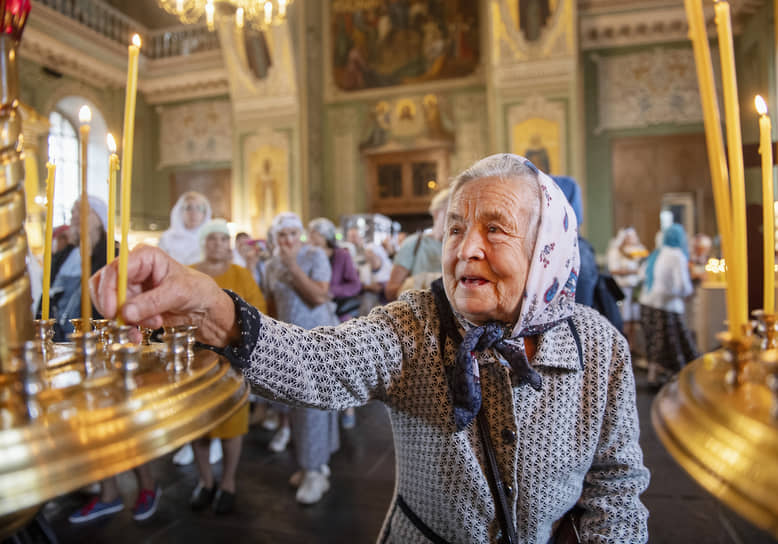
47, 97, 109, 226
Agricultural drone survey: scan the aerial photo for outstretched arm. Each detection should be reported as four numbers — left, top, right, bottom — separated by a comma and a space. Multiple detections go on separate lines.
89, 244, 240, 347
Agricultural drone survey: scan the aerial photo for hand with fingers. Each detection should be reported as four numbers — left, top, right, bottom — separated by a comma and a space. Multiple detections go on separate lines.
89, 245, 240, 347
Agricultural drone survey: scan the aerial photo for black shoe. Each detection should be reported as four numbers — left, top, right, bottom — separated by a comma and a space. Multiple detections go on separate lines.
190, 483, 215, 511
212, 489, 235, 514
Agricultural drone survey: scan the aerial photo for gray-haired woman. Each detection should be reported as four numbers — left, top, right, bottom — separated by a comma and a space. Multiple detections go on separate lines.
92, 154, 649, 542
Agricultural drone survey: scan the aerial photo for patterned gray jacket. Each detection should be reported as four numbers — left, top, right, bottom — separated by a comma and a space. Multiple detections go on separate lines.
224, 289, 650, 543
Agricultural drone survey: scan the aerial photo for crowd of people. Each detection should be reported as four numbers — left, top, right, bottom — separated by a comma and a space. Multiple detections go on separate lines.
32, 151, 727, 542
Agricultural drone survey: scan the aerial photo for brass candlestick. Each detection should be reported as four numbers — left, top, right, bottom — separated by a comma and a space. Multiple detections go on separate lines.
753, 309, 778, 350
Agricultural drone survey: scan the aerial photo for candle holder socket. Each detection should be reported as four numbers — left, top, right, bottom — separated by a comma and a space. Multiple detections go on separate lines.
32, 319, 55, 359
753, 309, 778, 350
162, 330, 188, 374
91, 319, 111, 346
69, 318, 90, 334
69, 330, 100, 378
716, 330, 760, 386
21, 340, 46, 420
110, 323, 136, 346
141, 328, 154, 346
112, 342, 141, 391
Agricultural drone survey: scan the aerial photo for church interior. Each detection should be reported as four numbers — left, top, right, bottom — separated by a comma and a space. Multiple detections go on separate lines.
3, 0, 778, 542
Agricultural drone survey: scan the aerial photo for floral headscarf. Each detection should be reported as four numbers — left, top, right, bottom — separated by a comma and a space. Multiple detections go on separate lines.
510, 160, 579, 337
438, 154, 580, 431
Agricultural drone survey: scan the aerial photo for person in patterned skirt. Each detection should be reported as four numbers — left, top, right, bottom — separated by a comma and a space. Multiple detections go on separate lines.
639, 223, 699, 387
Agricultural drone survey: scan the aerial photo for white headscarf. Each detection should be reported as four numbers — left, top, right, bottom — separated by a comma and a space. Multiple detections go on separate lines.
269, 212, 304, 256
158, 192, 212, 265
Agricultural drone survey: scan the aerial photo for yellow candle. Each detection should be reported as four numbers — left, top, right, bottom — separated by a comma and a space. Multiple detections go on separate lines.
78, 105, 92, 327
106, 133, 119, 265
118, 34, 141, 322
41, 162, 56, 320
756, 95, 775, 313
684, 0, 739, 335
715, 0, 748, 333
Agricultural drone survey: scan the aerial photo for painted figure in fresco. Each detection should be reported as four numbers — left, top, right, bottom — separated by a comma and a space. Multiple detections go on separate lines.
423, 94, 454, 142
519, 0, 552, 42
524, 133, 551, 173
332, 1, 479, 91
256, 159, 278, 224
360, 102, 390, 151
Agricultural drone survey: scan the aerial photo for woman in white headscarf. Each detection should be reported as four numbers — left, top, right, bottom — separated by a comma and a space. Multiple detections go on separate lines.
158, 191, 212, 265
158, 191, 220, 466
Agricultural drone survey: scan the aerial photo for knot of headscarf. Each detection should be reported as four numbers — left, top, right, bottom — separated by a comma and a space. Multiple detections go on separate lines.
452, 322, 543, 431
432, 279, 544, 432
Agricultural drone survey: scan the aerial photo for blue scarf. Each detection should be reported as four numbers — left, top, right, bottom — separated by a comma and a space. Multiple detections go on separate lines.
432, 280, 544, 431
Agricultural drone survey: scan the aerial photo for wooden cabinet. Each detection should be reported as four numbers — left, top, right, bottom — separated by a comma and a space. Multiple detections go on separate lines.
364, 147, 450, 216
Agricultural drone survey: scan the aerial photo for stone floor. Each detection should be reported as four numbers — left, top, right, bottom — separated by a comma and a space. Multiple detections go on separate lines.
23, 367, 778, 543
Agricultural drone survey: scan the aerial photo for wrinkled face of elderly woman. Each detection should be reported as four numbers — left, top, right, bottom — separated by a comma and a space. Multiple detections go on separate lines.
204, 232, 232, 262
443, 176, 540, 325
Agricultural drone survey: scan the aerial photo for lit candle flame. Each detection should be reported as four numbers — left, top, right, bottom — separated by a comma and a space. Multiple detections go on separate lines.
132, 33, 141, 48
107, 133, 117, 154
278, 0, 287, 17
236, 7, 244, 28
756, 94, 768, 116
78, 105, 91, 124
264, 1, 273, 25
176, 0, 183, 11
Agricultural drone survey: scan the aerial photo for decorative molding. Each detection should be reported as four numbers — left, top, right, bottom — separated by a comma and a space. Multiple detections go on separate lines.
22, 2, 228, 102
507, 95, 567, 175
580, 5, 688, 50
158, 100, 233, 167
142, 51, 229, 104
579, 0, 766, 50
21, 26, 126, 88
594, 47, 704, 132
493, 56, 576, 91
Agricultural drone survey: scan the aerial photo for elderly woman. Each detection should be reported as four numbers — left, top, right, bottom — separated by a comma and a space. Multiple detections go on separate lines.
91, 154, 649, 542
261, 212, 341, 504
188, 219, 266, 514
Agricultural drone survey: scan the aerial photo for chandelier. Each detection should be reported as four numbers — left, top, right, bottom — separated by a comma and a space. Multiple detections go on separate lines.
157, 0, 293, 31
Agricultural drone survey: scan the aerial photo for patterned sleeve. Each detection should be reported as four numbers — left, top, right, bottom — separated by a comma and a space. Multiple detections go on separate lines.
219, 290, 407, 411
578, 328, 650, 543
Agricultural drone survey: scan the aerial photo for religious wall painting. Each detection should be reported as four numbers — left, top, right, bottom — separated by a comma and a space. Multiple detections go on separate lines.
331, 0, 480, 92
360, 93, 455, 150
247, 145, 288, 236
512, 117, 559, 175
